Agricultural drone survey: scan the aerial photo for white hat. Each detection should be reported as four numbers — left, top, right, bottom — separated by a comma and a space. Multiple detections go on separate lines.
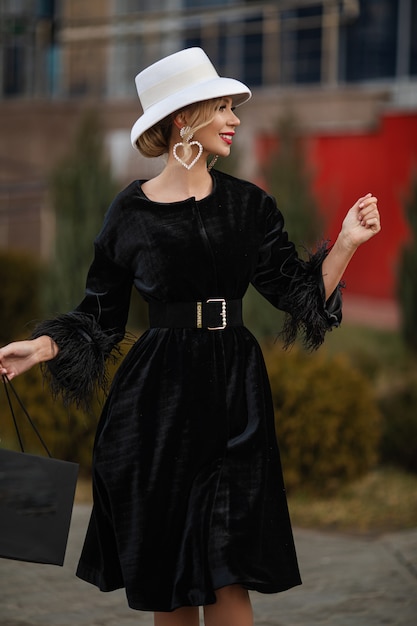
130, 47, 251, 149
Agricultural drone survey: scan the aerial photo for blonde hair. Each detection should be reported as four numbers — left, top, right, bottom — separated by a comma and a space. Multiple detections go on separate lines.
136, 97, 223, 159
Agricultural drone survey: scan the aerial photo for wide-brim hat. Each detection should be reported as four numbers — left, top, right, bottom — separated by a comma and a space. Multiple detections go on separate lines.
130, 47, 251, 149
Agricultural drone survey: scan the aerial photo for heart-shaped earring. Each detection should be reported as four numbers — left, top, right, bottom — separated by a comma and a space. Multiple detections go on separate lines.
173, 140, 203, 170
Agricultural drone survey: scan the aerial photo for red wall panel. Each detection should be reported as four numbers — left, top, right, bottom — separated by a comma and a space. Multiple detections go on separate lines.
257, 113, 417, 300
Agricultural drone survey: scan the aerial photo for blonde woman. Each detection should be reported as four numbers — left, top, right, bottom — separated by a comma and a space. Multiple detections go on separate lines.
0, 48, 380, 626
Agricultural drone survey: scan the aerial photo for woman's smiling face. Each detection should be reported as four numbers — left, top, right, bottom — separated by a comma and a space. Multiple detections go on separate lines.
193, 97, 241, 158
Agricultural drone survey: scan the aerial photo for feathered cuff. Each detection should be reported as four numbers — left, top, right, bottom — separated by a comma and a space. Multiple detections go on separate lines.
31, 312, 124, 409
279, 242, 343, 351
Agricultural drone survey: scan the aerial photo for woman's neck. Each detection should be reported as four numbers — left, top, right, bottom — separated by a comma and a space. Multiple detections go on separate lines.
142, 161, 213, 203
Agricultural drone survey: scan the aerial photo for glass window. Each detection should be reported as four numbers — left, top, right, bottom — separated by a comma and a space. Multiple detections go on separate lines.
410, 0, 417, 75
37, 0, 55, 18
281, 5, 322, 85
343, 0, 399, 81
3, 44, 25, 95
243, 14, 263, 86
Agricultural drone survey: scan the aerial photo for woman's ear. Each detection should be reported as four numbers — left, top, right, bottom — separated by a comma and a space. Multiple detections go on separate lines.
172, 113, 185, 130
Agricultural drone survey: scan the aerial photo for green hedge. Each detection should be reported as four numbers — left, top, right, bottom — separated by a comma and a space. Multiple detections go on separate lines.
0, 250, 41, 344
263, 342, 382, 494
378, 374, 417, 474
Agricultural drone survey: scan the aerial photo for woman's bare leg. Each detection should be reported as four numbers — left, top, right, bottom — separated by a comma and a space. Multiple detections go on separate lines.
154, 606, 200, 626
203, 585, 253, 626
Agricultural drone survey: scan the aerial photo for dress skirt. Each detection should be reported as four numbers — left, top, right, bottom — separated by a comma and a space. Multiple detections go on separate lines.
76, 326, 302, 611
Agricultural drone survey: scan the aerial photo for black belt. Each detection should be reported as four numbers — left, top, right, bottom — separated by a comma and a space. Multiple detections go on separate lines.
149, 298, 243, 330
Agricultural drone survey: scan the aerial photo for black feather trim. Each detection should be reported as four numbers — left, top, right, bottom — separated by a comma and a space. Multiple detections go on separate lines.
278, 241, 344, 351
31, 312, 124, 409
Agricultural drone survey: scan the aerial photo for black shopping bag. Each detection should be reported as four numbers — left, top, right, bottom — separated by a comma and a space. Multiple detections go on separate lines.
0, 375, 79, 565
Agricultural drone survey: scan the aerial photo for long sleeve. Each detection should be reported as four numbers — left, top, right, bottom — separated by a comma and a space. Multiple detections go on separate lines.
32, 244, 133, 407
251, 195, 343, 350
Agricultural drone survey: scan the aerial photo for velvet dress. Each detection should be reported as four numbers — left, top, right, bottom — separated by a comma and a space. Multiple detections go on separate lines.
34, 169, 342, 612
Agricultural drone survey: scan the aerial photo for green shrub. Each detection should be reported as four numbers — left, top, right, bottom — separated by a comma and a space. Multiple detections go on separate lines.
263, 342, 382, 494
378, 375, 417, 474
262, 111, 322, 249
0, 251, 41, 344
43, 109, 119, 313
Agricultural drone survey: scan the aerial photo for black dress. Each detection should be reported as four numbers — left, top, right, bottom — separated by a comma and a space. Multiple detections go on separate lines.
34, 170, 342, 612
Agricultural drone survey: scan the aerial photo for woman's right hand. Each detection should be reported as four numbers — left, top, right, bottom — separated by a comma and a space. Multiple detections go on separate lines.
0, 336, 59, 380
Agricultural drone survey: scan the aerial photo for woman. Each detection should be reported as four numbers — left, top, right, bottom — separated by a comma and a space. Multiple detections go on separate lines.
0, 48, 380, 626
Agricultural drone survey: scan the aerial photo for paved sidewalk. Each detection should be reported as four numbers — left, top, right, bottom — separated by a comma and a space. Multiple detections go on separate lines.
1, 504, 416, 626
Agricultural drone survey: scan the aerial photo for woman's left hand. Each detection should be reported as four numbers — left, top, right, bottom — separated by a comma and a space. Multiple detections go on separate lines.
341, 193, 381, 250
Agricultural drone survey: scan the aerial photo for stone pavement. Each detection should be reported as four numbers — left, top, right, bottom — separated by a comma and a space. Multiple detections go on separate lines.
1, 504, 416, 626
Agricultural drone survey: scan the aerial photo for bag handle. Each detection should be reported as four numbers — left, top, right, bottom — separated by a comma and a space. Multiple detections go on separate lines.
2, 374, 52, 458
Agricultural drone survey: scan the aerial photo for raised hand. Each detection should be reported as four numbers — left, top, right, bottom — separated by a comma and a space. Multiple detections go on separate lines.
322, 193, 381, 299
341, 193, 381, 249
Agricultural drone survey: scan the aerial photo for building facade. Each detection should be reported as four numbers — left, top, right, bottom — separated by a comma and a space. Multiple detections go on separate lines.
2, 1, 416, 100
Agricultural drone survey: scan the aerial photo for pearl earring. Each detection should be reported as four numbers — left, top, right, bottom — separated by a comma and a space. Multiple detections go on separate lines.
173, 126, 203, 170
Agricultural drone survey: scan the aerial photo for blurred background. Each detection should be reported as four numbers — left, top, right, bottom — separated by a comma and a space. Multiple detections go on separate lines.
1, 0, 417, 530
1, 0, 416, 319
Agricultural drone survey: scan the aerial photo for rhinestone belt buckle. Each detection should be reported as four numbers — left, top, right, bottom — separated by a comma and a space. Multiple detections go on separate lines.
206, 298, 227, 330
